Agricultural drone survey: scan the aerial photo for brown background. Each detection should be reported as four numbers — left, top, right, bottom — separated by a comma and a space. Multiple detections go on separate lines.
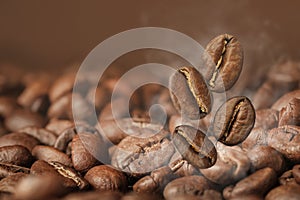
0, 0, 300, 76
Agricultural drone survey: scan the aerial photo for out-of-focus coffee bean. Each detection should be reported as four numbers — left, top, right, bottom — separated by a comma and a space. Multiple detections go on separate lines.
163, 175, 213, 199
212, 96, 255, 145
19, 126, 57, 146
32, 145, 72, 167
99, 98, 130, 122
174, 190, 223, 200
111, 130, 174, 176
122, 192, 163, 200
203, 34, 243, 92
272, 89, 300, 111
133, 166, 177, 193
168, 115, 207, 135
267, 125, 300, 163
86, 86, 110, 113
0, 145, 33, 167
4, 109, 46, 132
265, 185, 300, 200
200, 141, 250, 185
157, 88, 178, 117
0, 173, 27, 194
0, 163, 30, 179
0, 97, 18, 118
247, 146, 285, 174
278, 98, 300, 126
172, 125, 217, 169
71, 133, 108, 172
63, 191, 122, 200
223, 168, 276, 199
14, 174, 69, 200
254, 109, 279, 130
292, 165, 300, 184
0, 132, 39, 151
45, 119, 73, 136
169, 66, 211, 119
241, 128, 268, 151
279, 170, 298, 186
84, 165, 127, 192
47, 93, 72, 119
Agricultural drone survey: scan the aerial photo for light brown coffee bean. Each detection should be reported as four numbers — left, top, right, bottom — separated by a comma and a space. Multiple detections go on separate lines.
292, 165, 300, 184
272, 89, 300, 111
278, 98, 300, 126
169, 66, 212, 119
0, 173, 27, 194
279, 170, 298, 186
19, 126, 57, 146
203, 34, 243, 92
265, 185, 300, 200
0, 97, 18, 118
0, 132, 39, 151
254, 109, 279, 130
212, 96, 255, 145
45, 119, 73, 136
241, 128, 268, 151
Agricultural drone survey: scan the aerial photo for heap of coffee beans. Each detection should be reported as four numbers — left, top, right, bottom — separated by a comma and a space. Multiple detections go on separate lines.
0, 34, 299, 200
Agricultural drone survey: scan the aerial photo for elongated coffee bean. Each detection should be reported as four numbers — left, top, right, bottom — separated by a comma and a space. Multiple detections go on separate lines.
172, 125, 217, 169
169, 66, 211, 119
204, 34, 243, 92
212, 96, 255, 145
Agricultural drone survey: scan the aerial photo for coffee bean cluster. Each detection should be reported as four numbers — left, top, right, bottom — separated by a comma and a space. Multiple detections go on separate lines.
0, 34, 298, 199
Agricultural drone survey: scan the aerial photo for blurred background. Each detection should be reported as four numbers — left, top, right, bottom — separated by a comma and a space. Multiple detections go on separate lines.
0, 0, 299, 91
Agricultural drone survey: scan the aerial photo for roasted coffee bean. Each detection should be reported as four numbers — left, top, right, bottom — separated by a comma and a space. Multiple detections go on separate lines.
169, 66, 211, 119
122, 192, 163, 200
32, 145, 72, 167
172, 125, 217, 169
111, 130, 174, 175
54, 126, 78, 152
265, 184, 300, 200
200, 141, 250, 185
71, 133, 108, 172
47, 93, 72, 119
203, 34, 243, 92
241, 128, 268, 150
223, 168, 276, 199
272, 89, 300, 111
63, 191, 122, 200
0, 163, 30, 178
254, 109, 279, 130
168, 115, 207, 134
229, 195, 264, 200
163, 175, 213, 199
157, 88, 177, 117
99, 98, 130, 122
0, 97, 18, 118
278, 98, 300, 126
267, 125, 300, 163
168, 152, 200, 177
84, 165, 127, 192
86, 86, 110, 112
0, 132, 39, 151
174, 190, 223, 200
4, 109, 46, 132
45, 119, 73, 136
100, 118, 163, 144
247, 146, 285, 174
133, 166, 177, 193
0, 173, 27, 194
212, 96, 255, 145
292, 165, 300, 184
0, 145, 33, 167
14, 174, 69, 200
31, 160, 88, 190
19, 126, 57, 146
279, 170, 298, 186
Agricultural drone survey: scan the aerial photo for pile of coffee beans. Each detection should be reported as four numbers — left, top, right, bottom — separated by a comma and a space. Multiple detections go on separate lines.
0, 34, 299, 200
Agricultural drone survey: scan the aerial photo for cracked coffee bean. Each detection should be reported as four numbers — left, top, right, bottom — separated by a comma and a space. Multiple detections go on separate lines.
172, 125, 217, 169
0, 172, 27, 194
0, 163, 30, 179
203, 34, 243, 92
278, 98, 300, 126
169, 66, 211, 119
212, 96, 255, 145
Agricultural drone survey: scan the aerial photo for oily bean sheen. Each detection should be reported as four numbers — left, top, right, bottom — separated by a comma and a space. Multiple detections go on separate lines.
204, 34, 243, 92
213, 96, 255, 145
172, 125, 217, 169
169, 66, 211, 119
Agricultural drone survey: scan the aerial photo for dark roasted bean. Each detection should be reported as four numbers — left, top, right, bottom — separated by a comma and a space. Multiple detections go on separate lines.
0, 145, 33, 167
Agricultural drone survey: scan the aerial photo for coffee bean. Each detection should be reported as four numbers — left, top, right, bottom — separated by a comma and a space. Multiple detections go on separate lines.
111, 130, 174, 175
279, 170, 298, 186
247, 146, 285, 174
223, 168, 277, 199
272, 89, 300, 111
200, 141, 250, 185
4, 109, 46, 132
122, 192, 163, 200
84, 165, 127, 192
174, 190, 223, 200
32, 145, 72, 167
278, 98, 300, 126
212, 96, 255, 145
45, 119, 73, 136
168, 115, 207, 135
254, 109, 279, 130
203, 34, 243, 92
99, 98, 130, 122
172, 125, 217, 169
265, 185, 300, 200
267, 125, 300, 163
86, 86, 110, 113
0, 96, 18, 118
0, 173, 27, 194
163, 175, 213, 199
0, 163, 30, 179
71, 133, 108, 172
63, 191, 122, 200
292, 165, 300, 184
19, 126, 57, 146
169, 66, 211, 119
0, 145, 33, 167
0, 132, 39, 151
241, 128, 268, 151
133, 166, 177, 193
47, 93, 72, 119
168, 152, 200, 177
